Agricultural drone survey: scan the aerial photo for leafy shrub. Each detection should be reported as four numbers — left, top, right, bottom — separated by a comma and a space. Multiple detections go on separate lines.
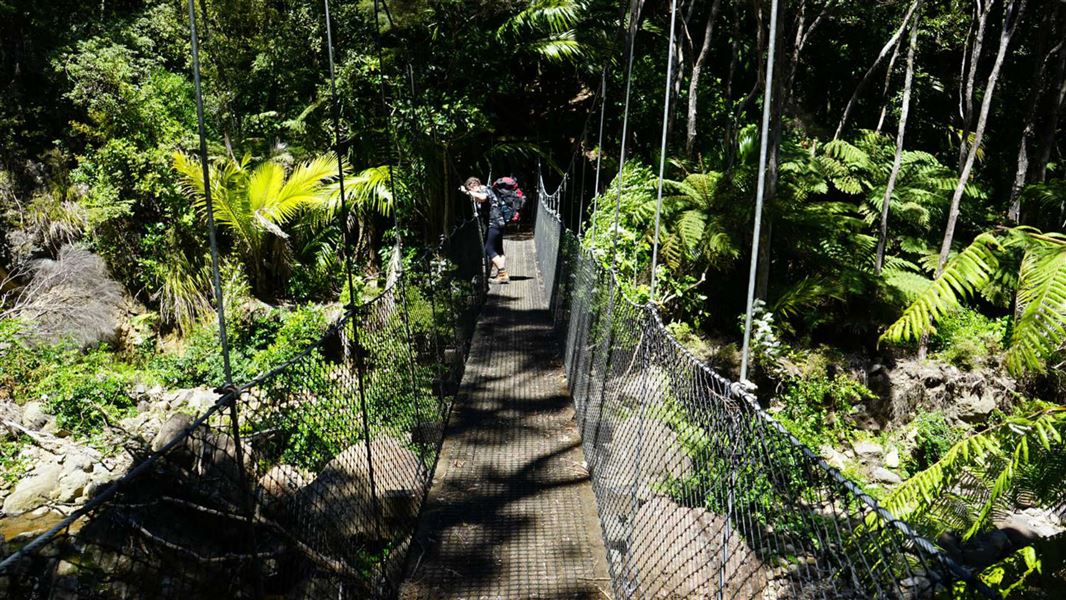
154, 302, 330, 388
931, 307, 1008, 370
0, 435, 31, 486
776, 375, 875, 449
251, 304, 329, 373
33, 347, 137, 436
907, 410, 960, 474
0, 319, 42, 399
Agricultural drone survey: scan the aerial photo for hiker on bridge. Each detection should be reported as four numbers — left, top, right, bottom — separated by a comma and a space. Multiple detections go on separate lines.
461, 176, 517, 284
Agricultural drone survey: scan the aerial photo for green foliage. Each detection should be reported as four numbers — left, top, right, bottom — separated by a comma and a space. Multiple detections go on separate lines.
0, 319, 41, 398
908, 410, 961, 474
881, 402, 1066, 541
173, 152, 337, 297
1, 318, 146, 438
1007, 231, 1066, 374
881, 233, 1002, 344
0, 435, 31, 487
964, 546, 1042, 599
33, 347, 137, 436
775, 375, 876, 449
931, 307, 1009, 370
883, 228, 1066, 376
251, 304, 330, 373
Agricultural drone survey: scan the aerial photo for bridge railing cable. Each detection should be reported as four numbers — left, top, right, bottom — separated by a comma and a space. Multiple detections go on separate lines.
534, 178, 993, 599
0, 216, 487, 599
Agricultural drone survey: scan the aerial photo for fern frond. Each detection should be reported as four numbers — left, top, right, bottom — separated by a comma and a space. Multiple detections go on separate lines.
1006, 232, 1066, 375
880, 406, 1066, 539
881, 233, 1002, 344
676, 210, 706, 258
882, 269, 932, 304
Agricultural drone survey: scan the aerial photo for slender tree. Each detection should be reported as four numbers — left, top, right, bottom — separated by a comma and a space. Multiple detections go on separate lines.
957, 0, 995, 169
684, 0, 723, 157
834, 0, 922, 140
936, 0, 1028, 275
875, 3, 921, 274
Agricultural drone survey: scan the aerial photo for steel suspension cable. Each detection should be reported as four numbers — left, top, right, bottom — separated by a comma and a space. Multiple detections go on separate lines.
187, 0, 232, 386
608, 0, 641, 271
186, 4, 261, 592
322, 0, 384, 541
323, 0, 357, 314
586, 71, 607, 237
371, 0, 431, 473
648, 0, 680, 304
739, 0, 780, 383
591, 69, 608, 204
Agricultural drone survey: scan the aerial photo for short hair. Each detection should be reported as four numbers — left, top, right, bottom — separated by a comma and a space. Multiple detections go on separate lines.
464, 177, 481, 190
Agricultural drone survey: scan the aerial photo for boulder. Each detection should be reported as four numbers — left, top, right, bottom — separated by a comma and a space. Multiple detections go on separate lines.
884, 448, 900, 469
151, 414, 194, 453
168, 388, 219, 414
613, 366, 669, 409
996, 508, 1065, 542
297, 437, 423, 540
629, 496, 766, 599
867, 358, 1013, 426
956, 392, 996, 423
819, 445, 848, 471
55, 469, 91, 503
3, 462, 63, 516
259, 464, 311, 510
21, 402, 52, 431
851, 440, 883, 459
598, 418, 693, 526
871, 467, 902, 485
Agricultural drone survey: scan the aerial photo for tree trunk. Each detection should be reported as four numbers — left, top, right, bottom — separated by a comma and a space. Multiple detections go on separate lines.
685, 0, 723, 157
874, 36, 903, 133
957, 0, 994, 170
1033, 12, 1066, 184
875, 7, 921, 274
725, 1, 764, 170
1006, 22, 1057, 225
937, 0, 1027, 275
1007, 24, 1060, 222
833, 0, 922, 140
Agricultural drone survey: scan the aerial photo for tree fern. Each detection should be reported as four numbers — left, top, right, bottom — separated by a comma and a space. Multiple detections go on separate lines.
879, 404, 1066, 541
1006, 231, 1066, 374
880, 232, 1001, 343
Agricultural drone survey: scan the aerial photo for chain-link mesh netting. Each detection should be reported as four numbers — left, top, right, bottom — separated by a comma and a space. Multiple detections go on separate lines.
0, 219, 486, 599
534, 181, 990, 599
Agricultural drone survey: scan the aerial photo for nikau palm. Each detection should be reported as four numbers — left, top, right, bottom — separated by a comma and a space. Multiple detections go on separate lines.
174, 152, 336, 297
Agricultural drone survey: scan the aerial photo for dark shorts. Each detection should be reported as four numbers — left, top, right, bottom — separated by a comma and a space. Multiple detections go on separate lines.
485, 226, 504, 260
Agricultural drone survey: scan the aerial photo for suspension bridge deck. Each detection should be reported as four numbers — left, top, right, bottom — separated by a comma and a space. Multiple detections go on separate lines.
400, 233, 612, 599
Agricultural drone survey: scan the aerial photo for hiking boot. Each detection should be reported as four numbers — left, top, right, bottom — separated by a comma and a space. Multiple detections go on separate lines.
497, 270, 510, 284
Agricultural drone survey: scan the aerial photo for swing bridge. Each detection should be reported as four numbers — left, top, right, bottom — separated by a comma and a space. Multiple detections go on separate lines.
0, 0, 997, 598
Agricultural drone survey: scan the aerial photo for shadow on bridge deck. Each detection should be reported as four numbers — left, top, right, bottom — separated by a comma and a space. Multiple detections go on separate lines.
400, 235, 612, 599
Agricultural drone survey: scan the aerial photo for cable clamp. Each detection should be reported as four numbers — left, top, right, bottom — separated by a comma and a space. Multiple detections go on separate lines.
213, 384, 241, 406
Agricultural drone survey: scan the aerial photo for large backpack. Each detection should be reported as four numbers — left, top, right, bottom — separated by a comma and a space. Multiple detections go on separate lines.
492, 177, 526, 222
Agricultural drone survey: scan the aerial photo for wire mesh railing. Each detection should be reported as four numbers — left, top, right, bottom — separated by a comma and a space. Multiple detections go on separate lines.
0, 218, 487, 599
534, 180, 989, 599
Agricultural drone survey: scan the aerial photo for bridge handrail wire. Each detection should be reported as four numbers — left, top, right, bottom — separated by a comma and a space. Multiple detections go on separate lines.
0, 216, 487, 599
533, 176, 993, 599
